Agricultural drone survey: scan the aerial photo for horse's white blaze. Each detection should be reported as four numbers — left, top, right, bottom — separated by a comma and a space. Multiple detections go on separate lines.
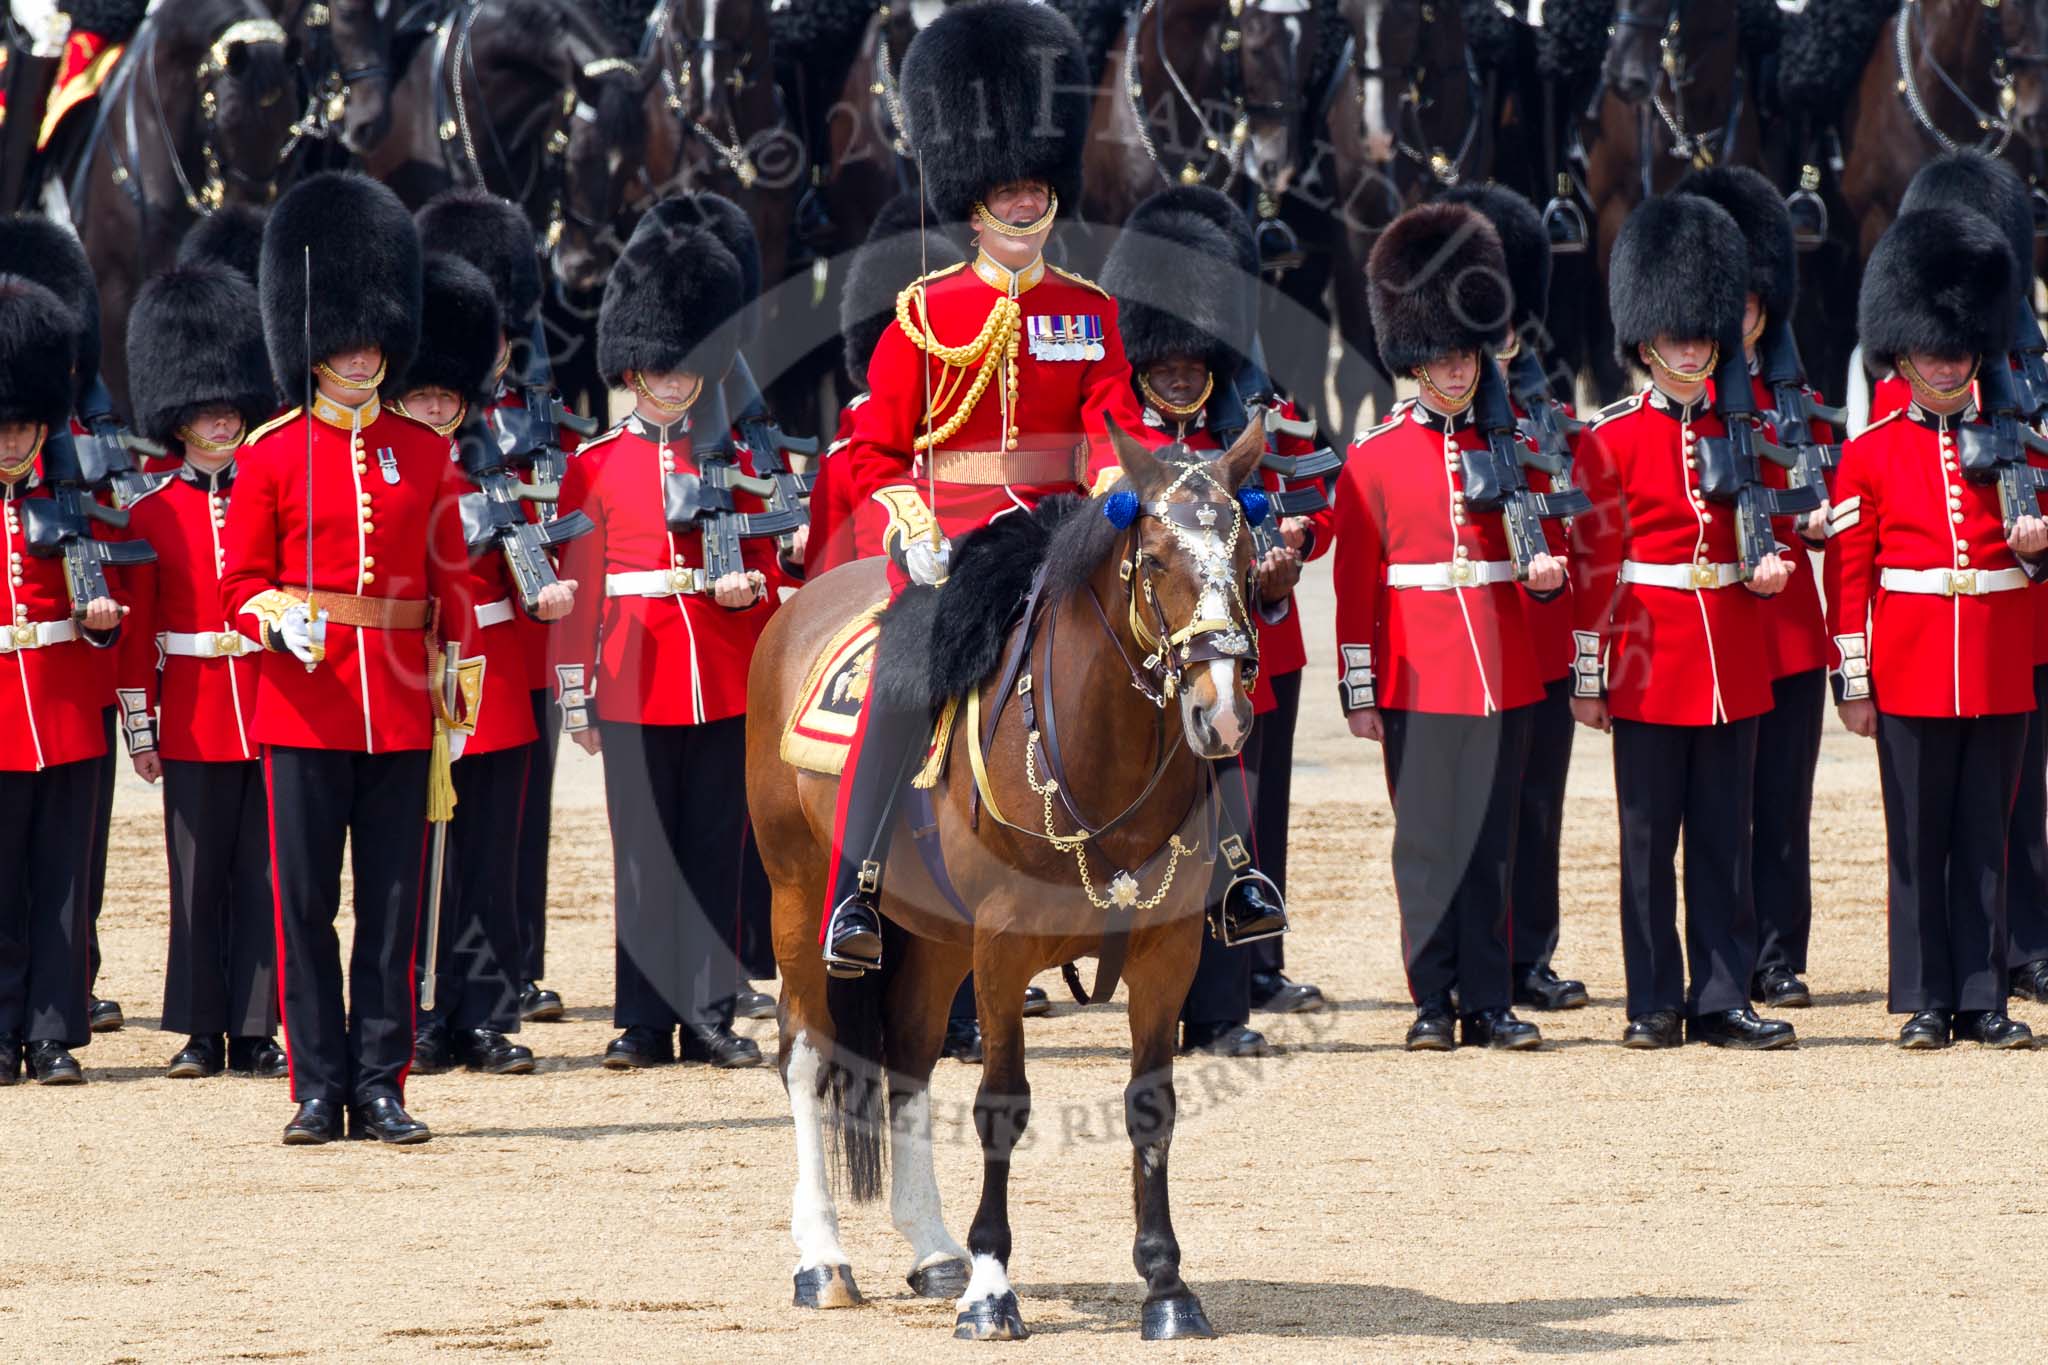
960, 1253, 1014, 1307
890, 1090, 968, 1271
699, 0, 719, 114
911, 0, 945, 27
786, 1032, 850, 1271
1360, 0, 1391, 156
1203, 659, 1244, 749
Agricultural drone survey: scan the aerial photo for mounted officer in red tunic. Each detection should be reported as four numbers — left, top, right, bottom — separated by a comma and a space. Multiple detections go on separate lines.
821, 0, 1153, 976
116, 258, 284, 1081
219, 172, 481, 1146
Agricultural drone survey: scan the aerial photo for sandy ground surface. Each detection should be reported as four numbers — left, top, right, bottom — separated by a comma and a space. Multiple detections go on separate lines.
12, 569, 2048, 1363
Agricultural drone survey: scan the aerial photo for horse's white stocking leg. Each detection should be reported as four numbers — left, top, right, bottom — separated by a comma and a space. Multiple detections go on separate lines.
786, 1033, 851, 1274
890, 1088, 968, 1282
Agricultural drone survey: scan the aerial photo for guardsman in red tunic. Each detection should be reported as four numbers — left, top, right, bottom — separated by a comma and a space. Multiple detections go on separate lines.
417, 186, 573, 1027
393, 255, 576, 1077
1443, 182, 1593, 1016
0, 275, 125, 1085
219, 173, 480, 1146
116, 262, 285, 1080
1673, 166, 1833, 1012
554, 198, 782, 1071
1103, 184, 1296, 1057
1331, 204, 1560, 1052
1827, 206, 2047, 1049
1570, 194, 1797, 1051
0, 211, 125, 1034
822, 0, 1153, 973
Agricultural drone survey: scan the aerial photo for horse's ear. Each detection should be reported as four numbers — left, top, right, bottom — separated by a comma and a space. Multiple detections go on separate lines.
1217, 410, 1267, 492
1107, 414, 1169, 494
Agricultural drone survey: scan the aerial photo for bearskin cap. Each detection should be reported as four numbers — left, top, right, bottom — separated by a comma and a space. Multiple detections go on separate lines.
176, 204, 268, 283
1608, 194, 1748, 363
1673, 165, 1797, 320
415, 189, 543, 334
840, 192, 965, 389
0, 276, 80, 429
639, 193, 763, 341
900, 0, 1091, 226
126, 265, 277, 447
1858, 206, 2015, 369
59, 1, 148, 42
1439, 183, 1550, 330
597, 201, 748, 385
0, 214, 100, 400
260, 173, 421, 394
1900, 150, 2035, 299
1368, 202, 1512, 374
396, 255, 504, 405
1103, 186, 1257, 374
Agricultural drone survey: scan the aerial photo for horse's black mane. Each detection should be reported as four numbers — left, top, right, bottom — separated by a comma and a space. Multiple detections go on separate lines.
592, 0, 654, 54
874, 493, 1122, 711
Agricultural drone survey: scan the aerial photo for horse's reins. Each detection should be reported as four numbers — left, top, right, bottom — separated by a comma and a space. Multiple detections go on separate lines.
1124, 0, 1305, 195
1616, 0, 1744, 187
650, 0, 776, 189
1353, 10, 1485, 189
1894, 0, 2035, 155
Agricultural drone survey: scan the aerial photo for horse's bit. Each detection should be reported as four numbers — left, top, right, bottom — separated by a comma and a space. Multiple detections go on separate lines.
1124, 0, 1306, 203
1352, 3, 1485, 189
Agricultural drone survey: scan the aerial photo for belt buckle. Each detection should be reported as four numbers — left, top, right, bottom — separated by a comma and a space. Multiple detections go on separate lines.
10, 622, 34, 648
1450, 560, 1475, 586
1691, 563, 1719, 589
212, 632, 245, 657
665, 567, 697, 594
1947, 569, 1978, 597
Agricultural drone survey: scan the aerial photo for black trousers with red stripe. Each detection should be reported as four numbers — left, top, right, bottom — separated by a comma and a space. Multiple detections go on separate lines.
515, 687, 560, 983
1383, 704, 1532, 1014
1612, 716, 1759, 1018
1754, 669, 1826, 979
160, 758, 275, 1039
87, 704, 114, 992
0, 757, 96, 1046
2003, 665, 2048, 969
1510, 676, 1575, 977
419, 744, 529, 1034
1877, 710, 2026, 1014
1246, 670, 1302, 979
598, 717, 746, 1031
265, 745, 428, 1106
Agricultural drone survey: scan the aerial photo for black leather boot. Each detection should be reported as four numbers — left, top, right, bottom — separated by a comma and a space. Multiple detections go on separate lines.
822, 695, 928, 976
167, 1034, 226, 1079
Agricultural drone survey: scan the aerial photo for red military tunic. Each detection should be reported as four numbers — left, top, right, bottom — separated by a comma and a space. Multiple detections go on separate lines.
1160, 398, 1332, 715
1, 480, 120, 770
1823, 403, 2041, 717
218, 394, 478, 752
1330, 400, 1548, 717
1569, 386, 1777, 727
1754, 374, 1832, 679
805, 394, 865, 578
554, 412, 787, 727
848, 253, 1152, 579
118, 465, 260, 762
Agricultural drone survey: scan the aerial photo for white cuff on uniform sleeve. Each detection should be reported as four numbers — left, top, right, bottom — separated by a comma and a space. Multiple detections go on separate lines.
1571, 630, 1605, 699
1339, 643, 1375, 712
1831, 634, 1871, 703
116, 688, 156, 755
557, 664, 591, 732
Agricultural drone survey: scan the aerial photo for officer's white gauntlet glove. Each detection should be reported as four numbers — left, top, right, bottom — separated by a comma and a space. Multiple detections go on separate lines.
904, 536, 952, 588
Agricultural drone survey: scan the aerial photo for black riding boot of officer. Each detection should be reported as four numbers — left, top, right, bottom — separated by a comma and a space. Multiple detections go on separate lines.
1213, 755, 1288, 945
822, 695, 929, 976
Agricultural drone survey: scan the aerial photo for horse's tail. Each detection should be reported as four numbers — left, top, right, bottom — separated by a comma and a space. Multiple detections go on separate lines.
820, 920, 898, 1204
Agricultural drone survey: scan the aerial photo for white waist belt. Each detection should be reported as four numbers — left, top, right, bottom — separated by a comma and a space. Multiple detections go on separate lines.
606, 568, 708, 598
1621, 560, 1742, 591
0, 619, 79, 653
1879, 566, 2029, 597
1385, 559, 1515, 589
473, 597, 515, 628
162, 630, 261, 659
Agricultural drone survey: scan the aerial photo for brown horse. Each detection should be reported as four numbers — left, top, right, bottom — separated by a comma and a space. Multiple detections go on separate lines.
747, 418, 1265, 1340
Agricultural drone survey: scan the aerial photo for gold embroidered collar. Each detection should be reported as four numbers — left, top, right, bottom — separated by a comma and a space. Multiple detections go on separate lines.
972, 249, 1044, 299
311, 390, 381, 431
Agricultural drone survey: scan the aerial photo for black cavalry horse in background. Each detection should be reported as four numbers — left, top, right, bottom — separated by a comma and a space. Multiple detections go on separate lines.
273, 0, 397, 159
64, 0, 305, 414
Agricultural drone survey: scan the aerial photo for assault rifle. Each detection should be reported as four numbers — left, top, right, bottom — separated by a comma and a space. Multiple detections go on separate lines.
453, 411, 594, 615
486, 318, 601, 499
722, 354, 816, 555
1955, 344, 2048, 529
1506, 348, 1583, 495
19, 420, 156, 621
76, 376, 165, 509
1697, 325, 1821, 579
1207, 352, 1342, 557
1757, 316, 1845, 504
1467, 352, 1591, 580
664, 379, 807, 587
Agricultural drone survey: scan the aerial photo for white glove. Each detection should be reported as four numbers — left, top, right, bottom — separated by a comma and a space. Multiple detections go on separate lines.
447, 729, 468, 762
278, 602, 327, 665
904, 535, 952, 587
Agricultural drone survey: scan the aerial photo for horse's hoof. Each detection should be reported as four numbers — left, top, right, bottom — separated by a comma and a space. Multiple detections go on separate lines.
907, 1257, 971, 1300
792, 1263, 863, 1309
1141, 1292, 1216, 1340
953, 1291, 1029, 1340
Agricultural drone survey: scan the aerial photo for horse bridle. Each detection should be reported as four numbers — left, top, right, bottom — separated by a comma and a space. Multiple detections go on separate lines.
1895, 0, 2045, 155
649, 0, 779, 189
1615, 0, 1744, 176
1353, 5, 1485, 188
1124, 0, 1307, 200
